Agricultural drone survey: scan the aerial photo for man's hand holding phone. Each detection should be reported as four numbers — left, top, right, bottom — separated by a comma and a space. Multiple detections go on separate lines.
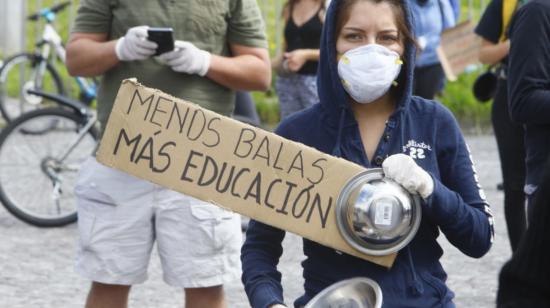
158, 40, 211, 76
115, 26, 157, 61
115, 25, 210, 76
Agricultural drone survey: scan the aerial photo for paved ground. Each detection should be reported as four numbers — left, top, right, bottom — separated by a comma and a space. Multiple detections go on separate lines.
0, 134, 511, 307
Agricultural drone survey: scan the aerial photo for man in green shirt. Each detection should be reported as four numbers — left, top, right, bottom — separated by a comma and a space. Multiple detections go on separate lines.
66, 1, 270, 307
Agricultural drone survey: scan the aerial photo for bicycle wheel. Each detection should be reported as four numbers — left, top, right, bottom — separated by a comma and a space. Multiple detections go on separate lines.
0, 108, 97, 227
0, 52, 65, 122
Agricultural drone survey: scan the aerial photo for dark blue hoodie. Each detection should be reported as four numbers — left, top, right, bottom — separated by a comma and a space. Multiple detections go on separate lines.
241, 1, 494, 307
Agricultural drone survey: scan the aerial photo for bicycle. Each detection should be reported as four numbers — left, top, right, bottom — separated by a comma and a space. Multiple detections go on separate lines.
0, 1, 97, 123
0, 89, 98, 227
0, 4, 263, 228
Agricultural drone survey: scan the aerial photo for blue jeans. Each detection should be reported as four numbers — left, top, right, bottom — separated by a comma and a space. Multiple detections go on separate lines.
275, 73, 319, 120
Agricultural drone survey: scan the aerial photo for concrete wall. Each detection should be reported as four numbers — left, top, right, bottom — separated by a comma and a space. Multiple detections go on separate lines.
0, 0, 25, 57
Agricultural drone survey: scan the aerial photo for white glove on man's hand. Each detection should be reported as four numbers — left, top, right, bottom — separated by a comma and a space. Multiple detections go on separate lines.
382, 153, 434, 199
157, 40, 211, 76
115, 26, 157, 61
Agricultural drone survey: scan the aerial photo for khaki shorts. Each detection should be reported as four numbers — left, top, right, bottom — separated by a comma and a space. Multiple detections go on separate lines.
74, 157, 242, 287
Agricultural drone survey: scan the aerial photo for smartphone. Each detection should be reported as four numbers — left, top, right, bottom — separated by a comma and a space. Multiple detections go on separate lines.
147, 27, 175, 56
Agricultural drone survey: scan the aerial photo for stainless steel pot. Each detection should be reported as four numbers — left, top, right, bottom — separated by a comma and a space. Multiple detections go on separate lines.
336, 168, 422, 256
304, 277, 383, 308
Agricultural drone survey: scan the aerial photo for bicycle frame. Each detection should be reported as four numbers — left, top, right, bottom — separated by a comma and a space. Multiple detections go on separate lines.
30, 23, 64, 92
32, 5, 97, 103
26, 89, 97, 163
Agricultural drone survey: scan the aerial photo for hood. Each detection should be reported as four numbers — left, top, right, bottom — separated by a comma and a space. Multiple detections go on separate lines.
317, 0, 417, 129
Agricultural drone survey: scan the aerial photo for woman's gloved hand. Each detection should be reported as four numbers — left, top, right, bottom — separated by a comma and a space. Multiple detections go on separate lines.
382, 153, 434, 199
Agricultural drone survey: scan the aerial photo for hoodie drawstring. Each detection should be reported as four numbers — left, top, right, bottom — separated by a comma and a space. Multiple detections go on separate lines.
331, 106, 347, 157
406, 246, 424, 296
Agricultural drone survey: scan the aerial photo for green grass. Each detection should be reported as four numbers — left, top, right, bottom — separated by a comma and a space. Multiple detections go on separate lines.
436, 0, 493, 131
254, 0, 285, 127
3, 54, 62, 98
437, 68, 493, 133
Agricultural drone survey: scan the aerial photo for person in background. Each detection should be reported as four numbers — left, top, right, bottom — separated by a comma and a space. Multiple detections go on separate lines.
449, 0, 461, 21
234, 91, 262, 127
274, 0, 325, 120
498, 3, 550, 304
409, 0, 456, 99
506, 0, 550, 218
65, 1, 270, 307
497, 155, 550, 307
241, 0, 494, 307
475, 0, 527, 252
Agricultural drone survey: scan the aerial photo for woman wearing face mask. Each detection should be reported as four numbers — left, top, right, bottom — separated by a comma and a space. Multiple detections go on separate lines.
241, 0, 494, 307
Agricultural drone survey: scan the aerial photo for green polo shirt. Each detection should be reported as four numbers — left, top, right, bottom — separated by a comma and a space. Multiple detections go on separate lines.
71, 0, 267, 130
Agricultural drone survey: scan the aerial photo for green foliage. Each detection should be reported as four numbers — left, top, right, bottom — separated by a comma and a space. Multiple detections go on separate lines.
440, 0, 493, 132
252, 89, 280, 130
437, 68, 493, 133
252, 1, 283, 127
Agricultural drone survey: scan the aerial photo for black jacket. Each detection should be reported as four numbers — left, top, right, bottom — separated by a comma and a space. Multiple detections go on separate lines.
507, 0, 550, 193
497, 154, 550, 307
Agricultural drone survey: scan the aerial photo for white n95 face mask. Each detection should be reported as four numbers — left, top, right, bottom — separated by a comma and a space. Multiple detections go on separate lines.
338, 44, 403, 104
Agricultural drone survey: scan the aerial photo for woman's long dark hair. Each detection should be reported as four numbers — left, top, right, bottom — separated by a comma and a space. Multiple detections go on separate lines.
335, 0, 415, 49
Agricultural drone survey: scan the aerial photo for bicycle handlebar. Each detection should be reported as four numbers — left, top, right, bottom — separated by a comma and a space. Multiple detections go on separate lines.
50, 1, 72, 14
28, 1, 71, 21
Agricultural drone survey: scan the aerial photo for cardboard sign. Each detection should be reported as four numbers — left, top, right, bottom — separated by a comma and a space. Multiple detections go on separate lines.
96, 79, 396, 268
437, 20, 482, 81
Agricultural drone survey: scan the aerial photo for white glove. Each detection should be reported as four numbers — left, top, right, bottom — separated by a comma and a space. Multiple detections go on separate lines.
115, 26, 157, 61
157, 40, 211, 76
382, 153, 434, 199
